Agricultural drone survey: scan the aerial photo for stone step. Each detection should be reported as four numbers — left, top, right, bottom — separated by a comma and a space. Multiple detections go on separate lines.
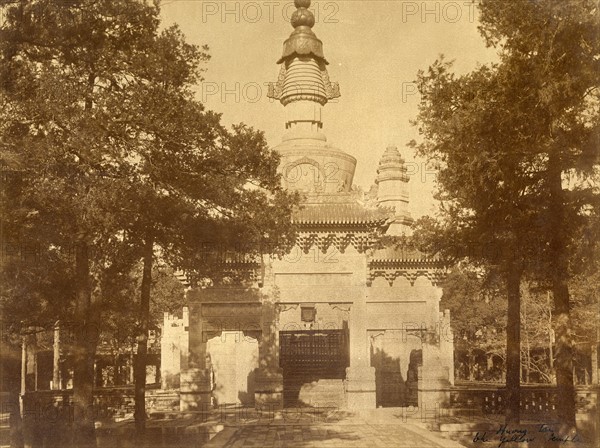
283, 378, 346, 408
298, 379, 345, 407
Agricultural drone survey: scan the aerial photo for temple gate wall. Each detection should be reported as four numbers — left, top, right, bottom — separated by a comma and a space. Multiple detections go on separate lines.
177, 241, 453, 411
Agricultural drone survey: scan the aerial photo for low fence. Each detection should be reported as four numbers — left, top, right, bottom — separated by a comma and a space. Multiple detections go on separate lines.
19, 387, 180, 424
448, 382, 599, 415
0, 388, 199, 448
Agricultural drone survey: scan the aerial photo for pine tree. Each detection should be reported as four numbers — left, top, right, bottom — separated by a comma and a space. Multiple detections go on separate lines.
410, 0, 599, 430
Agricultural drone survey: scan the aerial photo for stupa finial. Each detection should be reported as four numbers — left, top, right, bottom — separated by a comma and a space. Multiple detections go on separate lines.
275, 0, 325, 64
291, 0, 315, 29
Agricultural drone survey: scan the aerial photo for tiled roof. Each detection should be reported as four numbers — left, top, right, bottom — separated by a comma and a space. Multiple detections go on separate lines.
292, 202, 391, 226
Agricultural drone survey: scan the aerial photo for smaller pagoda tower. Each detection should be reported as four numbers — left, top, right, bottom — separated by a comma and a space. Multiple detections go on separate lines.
375, 146, 413, 235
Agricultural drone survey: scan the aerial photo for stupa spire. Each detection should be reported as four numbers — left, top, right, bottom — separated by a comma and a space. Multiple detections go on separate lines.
270, 0, 356, 194
268, 0, 340, 133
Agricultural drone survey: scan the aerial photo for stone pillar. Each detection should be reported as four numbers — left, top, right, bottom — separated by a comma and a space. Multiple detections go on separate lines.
180, 302, 213, 411
254, 321, 283, 409
161, 310, 187, 390
31, 333, 38, 391
160, 312, 171, 390
418, 333, 451, 413
345, 298, 376, 409
129, 352, 134, 384
417, 285, 451, 414
254, 255, 283, 409
181, 306, 189, 370
439, 309, 455, 386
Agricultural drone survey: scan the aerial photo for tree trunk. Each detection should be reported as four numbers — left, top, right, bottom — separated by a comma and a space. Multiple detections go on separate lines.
72, 242, 99, 447
33, 335, 38, 391
592, 343, 598, 385
468, 350, 474, 381
505, 261, 522, 425
20, 337, 26, 414
134, 233, 154, 438
547, 292, 556, 384
524, 298, 530, 384
548, 150, 576, 432
53, 321, 61, 390
70, 70, 101, 447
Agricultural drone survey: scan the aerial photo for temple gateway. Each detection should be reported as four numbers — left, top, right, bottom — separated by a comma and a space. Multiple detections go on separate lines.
162, 0, 454, 411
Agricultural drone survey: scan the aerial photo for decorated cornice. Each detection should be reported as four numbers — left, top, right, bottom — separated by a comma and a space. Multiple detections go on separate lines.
290, 196, 393, 252
367, 267, 446, 287
367, 245, 446, 286
296, 230, 382, 254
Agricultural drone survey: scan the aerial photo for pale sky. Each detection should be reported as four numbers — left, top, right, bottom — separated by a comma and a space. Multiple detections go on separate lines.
159, 0, 498, 218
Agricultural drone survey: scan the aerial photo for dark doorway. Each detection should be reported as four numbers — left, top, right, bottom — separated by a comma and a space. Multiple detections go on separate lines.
371, 348, 405, 407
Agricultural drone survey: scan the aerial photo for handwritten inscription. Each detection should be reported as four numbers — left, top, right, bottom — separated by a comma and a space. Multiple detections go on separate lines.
472, 424, 583, 446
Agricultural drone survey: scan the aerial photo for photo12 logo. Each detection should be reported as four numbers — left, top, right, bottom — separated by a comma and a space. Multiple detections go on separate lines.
200, 81, 340, 105
201, 81, 269, 104
401, 1, 477, 24
200, 1, 340, 24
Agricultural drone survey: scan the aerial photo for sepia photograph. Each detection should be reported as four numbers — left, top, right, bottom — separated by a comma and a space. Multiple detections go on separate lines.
0, 0, 598, 447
